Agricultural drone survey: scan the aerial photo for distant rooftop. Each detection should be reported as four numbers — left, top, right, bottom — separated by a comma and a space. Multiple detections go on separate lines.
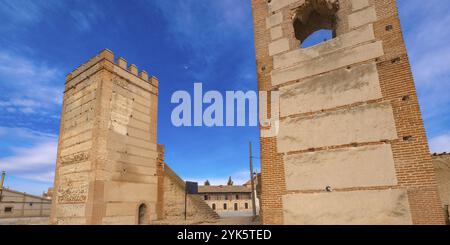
198, 185, 251, 194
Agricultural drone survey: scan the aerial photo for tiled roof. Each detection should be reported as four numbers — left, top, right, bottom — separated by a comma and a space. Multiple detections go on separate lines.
432, 152, 450, 156
198, 185, 252, 194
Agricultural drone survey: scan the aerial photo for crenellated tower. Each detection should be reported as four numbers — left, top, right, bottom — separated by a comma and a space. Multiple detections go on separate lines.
51, 49, 159, 224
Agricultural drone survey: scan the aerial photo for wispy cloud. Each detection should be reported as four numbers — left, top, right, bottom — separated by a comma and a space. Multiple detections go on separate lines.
0, 50, 62, 115
69, 3, 105, 32
0, 0, 46, 31
0, 127, 57, 184
151, 0, 255, 85
398, 0, 450, 139
0, 0, 104, 34
1, 141, 57, 173
429, 133, 450, 154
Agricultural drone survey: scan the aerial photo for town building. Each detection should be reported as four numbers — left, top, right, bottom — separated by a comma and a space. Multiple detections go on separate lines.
0, 188, 51, 219
198, 176, 260, 217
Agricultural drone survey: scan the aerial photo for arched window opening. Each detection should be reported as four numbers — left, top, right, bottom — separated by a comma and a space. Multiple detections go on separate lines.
301, 29, 333, 48
293, 0, 339, 48
138, 203, 148, 225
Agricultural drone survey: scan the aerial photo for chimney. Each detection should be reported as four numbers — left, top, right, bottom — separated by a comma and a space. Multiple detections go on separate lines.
1, 171, 5, 190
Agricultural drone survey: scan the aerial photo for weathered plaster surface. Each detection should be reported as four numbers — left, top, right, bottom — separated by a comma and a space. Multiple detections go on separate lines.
278, 102, 398, 153
283, 189, 413, 225
272, 41, 384, 85
284, 144, 398, 190
280, 62, 382, 116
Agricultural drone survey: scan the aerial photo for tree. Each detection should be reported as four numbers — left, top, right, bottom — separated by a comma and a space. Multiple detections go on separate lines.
227, 176, 234, 186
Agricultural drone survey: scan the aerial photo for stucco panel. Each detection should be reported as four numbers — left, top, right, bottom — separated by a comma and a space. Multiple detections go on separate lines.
270, 26, 283, 40
269, 38, 290, 56
284, 144, 398, 190
268, 0, 301, 12
348, 6, 377, 29
266, 12, 283, 29
350, 0, 369, 11
274, 24, 376, 69
277, 102, 398, 152
55, 204, 86, 218
103, 181, 157, 203
280, 62, 382, 116
272, 41, 384, 86
283, 189, 413, 225
105, 202, 138, 217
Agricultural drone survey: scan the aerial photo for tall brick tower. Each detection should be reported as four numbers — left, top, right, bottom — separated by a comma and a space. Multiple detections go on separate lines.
252, 0, 446, 224
51, 49, 159, 224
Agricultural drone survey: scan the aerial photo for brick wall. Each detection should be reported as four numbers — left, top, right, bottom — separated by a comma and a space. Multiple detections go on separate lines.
252, 0, 446, 224
373, 0, 444, 224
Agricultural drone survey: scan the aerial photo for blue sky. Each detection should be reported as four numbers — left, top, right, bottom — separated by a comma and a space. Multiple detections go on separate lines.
0, 0, 449, 196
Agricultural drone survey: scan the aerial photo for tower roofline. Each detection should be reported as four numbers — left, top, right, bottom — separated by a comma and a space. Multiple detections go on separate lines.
66, 49, 158, 86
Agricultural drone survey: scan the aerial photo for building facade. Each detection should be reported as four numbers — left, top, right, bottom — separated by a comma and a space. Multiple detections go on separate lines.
0, 188, 51, 218
199, 185, 256, 217
252, 0, 445, 224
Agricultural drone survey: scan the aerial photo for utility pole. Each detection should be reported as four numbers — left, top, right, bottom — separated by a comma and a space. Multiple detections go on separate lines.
0, 171, 5, 202
249, 142, 257, 219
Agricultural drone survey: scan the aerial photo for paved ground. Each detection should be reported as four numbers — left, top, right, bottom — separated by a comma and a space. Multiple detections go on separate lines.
0, 217, 49, 225
208, 216, 260, 225
1, 216, 260, 225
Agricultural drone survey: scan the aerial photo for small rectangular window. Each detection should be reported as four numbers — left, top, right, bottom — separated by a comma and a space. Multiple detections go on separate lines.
245, 203, 249, 209
223, 203, 227, 210
4, 207, 13, 213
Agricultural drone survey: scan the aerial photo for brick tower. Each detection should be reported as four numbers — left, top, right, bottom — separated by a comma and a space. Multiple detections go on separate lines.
252, 0, 446, 224
50, 49, 159, 224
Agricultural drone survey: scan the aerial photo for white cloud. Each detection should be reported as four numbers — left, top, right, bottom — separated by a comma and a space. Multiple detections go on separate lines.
0, 99, 43, 115
0, 50, 63, 114
398, 0, 450, 139
69, 3, 104, 32
429, 134, 450, 154
0, 126, 57, 140
0, 127, 57, 184
1, 141, 57, 172
0, 0, 101, 34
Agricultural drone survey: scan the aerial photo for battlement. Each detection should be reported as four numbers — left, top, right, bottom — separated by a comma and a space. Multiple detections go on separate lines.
433, 152, 450, 157
66, 49, 158, 86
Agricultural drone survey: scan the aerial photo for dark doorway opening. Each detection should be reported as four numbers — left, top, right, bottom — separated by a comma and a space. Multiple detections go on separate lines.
138, 203, 148, 225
